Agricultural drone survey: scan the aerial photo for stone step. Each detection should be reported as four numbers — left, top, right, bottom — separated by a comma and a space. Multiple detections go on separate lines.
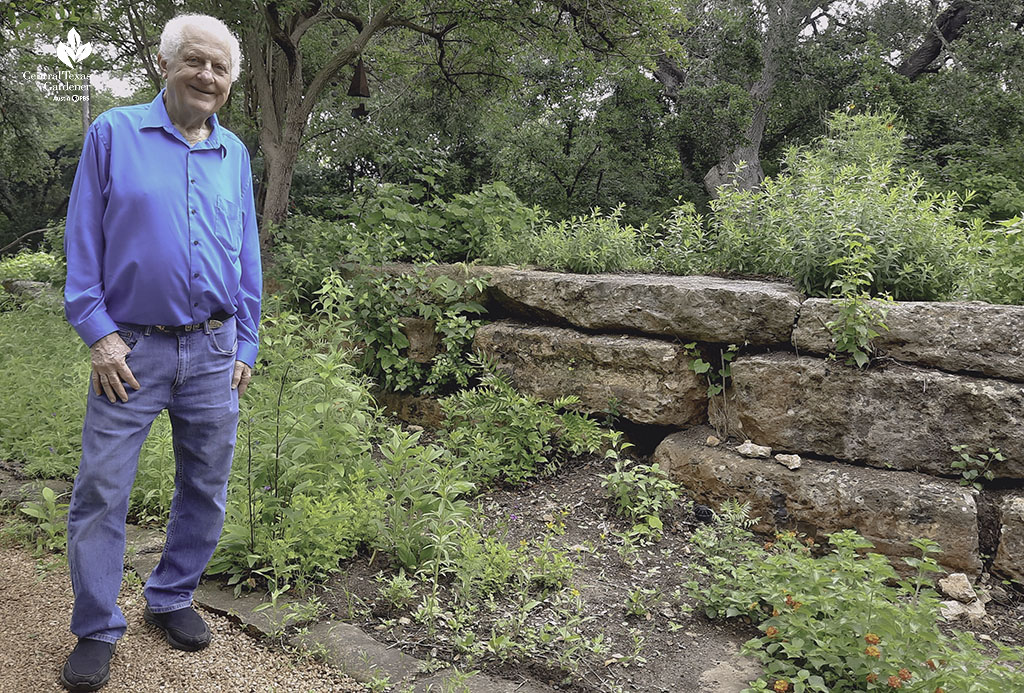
793, 298, 1024, 382
653, 428, 982, 574
725, 353, 1024, 479
474, 320, 706, 426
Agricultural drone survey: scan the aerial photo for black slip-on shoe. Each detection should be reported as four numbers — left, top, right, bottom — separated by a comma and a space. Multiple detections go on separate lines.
60, 638, 115, 692
144, 605, 212, 651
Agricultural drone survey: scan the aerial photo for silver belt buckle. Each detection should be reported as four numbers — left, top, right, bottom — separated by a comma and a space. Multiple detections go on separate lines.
208, 319, 223, 329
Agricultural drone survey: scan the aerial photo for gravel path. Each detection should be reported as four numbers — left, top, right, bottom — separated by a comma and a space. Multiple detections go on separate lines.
0, 540, 368, 693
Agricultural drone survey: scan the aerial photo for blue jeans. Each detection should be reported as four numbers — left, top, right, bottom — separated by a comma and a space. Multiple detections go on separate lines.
66, 317, 239, 643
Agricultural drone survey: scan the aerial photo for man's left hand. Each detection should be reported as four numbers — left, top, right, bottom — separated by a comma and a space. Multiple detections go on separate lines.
231, 361, 252, 398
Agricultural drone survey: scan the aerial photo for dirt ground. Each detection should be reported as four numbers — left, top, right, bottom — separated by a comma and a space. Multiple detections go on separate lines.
0, 532, 367, 693
319, 432, 1024, 693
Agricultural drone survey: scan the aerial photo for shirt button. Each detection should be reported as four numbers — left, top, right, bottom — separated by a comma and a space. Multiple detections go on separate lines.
191, 209, 196, 215
193, 302, 199, 307
193, 272, 200, 278
193, 240, 199, 245
190, 178, 196, 184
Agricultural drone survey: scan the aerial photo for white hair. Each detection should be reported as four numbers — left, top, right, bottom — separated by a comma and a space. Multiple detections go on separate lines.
159, 14, 242, 82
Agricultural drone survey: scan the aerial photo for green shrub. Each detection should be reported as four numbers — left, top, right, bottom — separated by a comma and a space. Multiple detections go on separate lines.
688, 502, 1024, 693
650, 202, 717, 275
0, 305, 88, 479
711, 111, 969, 301
599, 460, 681, 539
483, 204, 651, 274
961, 215, 1024, 305
441, 362, 621, 485
0, 249, 65, 285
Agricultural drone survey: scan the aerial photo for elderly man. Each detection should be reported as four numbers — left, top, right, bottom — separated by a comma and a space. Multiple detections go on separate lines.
61, 14, 260, 691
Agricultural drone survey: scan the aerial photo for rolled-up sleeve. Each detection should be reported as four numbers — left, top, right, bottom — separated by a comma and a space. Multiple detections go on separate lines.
233, 151, 262, 368
65, 122, 118, 347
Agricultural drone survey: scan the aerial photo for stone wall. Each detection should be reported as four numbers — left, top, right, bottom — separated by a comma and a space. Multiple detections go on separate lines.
378, 264, 1024, 580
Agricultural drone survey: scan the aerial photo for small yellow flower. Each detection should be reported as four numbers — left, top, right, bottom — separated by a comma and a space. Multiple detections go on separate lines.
865, 645, 881, 658
765, 626, 779, 638
887, 675, 902, 689
898, 669, 912, 681
865, 633, 881, 645
773, 680, 790, 693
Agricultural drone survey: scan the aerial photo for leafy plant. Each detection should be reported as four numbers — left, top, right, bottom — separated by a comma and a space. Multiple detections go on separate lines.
687, 502, 1024, 693
483, 204, 651, 273
711, 110, 969, 301
683, 342, 737, 435
599, 460, 681, 540
19, 485, 69, 554
950, 444, 1004, 490
441, 358, 621, 485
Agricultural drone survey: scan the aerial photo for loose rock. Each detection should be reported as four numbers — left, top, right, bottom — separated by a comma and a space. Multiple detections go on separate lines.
775, 454, 802, 470
938, 573, 978, 604
736, 440, 771, 458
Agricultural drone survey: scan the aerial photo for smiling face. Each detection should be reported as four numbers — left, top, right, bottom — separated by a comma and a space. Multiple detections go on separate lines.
158, 25, 232, 130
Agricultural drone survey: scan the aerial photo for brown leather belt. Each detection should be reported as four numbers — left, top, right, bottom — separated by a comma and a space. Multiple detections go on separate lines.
153, 310, 232, 334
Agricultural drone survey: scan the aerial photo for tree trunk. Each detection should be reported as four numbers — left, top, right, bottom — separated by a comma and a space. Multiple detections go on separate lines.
897, 0, 970, 80
703, 0, 803, 198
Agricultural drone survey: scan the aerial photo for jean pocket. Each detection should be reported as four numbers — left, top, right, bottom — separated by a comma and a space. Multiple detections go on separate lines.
214, 196, 242, 254
116, 326, 139, 351
209, 319, 237, 357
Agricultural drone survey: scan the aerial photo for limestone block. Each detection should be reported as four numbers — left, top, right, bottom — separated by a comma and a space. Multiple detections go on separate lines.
473, 321, 706, 426
484, 270, 802, 345
725, 353, 1024, 479
654, 429, 982, 574
993, 495, 1024, 584
793, 299, 1024, 382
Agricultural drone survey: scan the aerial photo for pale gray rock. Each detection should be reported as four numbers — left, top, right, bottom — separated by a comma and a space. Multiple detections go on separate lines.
793, 299, 1024, 382
993, 494, 1024, 583
725, 353, 1024, 479
938, 573, 977, 604
940, 600, 967, 621
473, 321, 706, 426
736, 440, 772, 458
775, 454, 802, 470
654, 429, 982, 574
706, 436, 722, 447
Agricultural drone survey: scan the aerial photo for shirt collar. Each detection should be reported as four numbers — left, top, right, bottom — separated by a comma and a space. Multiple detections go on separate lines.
140, 88, 225, 153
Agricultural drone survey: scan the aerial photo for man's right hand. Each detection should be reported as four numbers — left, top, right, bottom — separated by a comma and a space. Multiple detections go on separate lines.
90, 332, 141, 403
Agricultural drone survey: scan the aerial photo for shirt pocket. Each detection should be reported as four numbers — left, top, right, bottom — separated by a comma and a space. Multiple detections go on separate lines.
214, 195, 242, 254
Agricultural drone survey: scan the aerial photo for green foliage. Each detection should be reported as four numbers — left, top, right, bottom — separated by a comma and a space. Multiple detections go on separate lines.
687, 503, 1024, 693
367, 427, 475, 576
0, 248, 65, 284
209, 307, 384, 596
961, 216, 1024, 306
323, 268, 488, 394
599, 460, 681, 540
711, 111, 969, 302
483, 205, 651, 274
650, 202, 717, 275
441, 360, 621, 485
18, 485, 69, 554
950, 445, 1004, 491
0, 304, 88, 478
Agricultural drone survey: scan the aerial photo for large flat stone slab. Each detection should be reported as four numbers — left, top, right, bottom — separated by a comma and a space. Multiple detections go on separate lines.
485, 269, 802, 345
291, 620, 424, 684
993, 494, 1024, 584
474, 321, 706, 426
654, 429, 982, 574
793, 299, 1024, 382
725, 353, 1024, 479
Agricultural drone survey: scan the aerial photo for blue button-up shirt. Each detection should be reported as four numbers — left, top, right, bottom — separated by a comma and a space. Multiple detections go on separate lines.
64, 89, 261, 367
